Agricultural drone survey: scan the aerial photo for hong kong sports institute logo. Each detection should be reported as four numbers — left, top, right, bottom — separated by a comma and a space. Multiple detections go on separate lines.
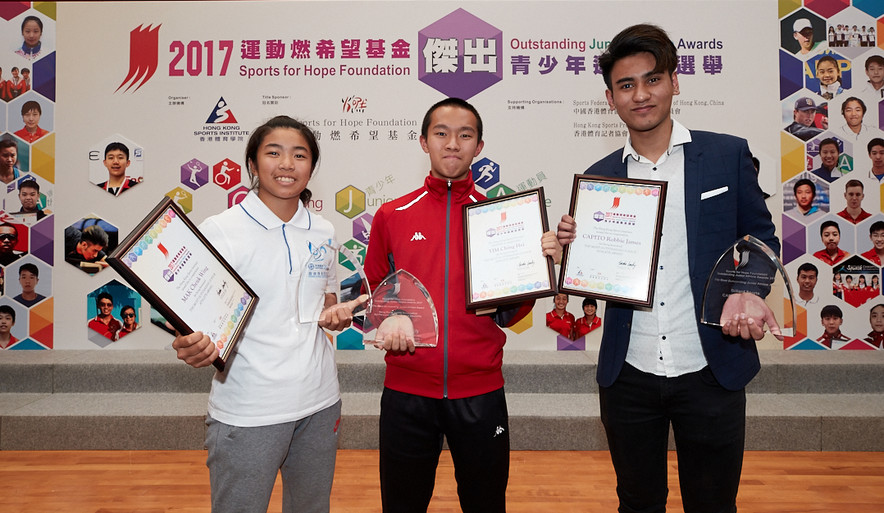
117, 24, 162, 93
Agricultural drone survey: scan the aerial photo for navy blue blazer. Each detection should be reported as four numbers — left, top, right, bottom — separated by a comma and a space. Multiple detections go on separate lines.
588, 130, 779, 391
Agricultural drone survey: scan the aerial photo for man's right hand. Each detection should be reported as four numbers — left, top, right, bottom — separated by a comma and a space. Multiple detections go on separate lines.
172, 331, 218, 368
557, 214, 577, 247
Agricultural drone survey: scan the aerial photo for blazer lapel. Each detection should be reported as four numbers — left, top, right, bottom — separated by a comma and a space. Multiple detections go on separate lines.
683, 137, 701, 271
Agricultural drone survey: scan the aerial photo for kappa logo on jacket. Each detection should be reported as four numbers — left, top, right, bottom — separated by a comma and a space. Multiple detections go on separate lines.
410, 232, 427, 241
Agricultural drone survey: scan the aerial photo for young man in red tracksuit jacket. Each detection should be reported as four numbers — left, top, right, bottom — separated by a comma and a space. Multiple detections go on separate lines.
364, 97, 559, 513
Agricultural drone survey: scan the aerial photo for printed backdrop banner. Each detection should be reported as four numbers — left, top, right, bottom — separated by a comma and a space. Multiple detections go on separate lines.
51, 1, 783, 351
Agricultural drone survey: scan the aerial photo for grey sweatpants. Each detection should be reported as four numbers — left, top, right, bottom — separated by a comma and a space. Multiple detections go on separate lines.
205, 400, 342, 513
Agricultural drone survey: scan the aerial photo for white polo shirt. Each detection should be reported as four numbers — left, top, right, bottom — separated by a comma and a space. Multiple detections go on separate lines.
200, 191, 340, 427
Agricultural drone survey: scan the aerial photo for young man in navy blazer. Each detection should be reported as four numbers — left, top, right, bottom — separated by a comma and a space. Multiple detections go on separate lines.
557, 24, 780, 513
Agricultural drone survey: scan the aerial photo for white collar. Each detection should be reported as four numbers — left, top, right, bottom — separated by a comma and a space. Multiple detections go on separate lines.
621, 119, 692, 163
238, 190, 311, 231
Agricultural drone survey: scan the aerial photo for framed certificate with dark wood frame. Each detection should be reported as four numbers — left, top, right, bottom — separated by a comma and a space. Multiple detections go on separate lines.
463, 187, 557, 311
558, 175, 666, 308
107, 197, 258, 371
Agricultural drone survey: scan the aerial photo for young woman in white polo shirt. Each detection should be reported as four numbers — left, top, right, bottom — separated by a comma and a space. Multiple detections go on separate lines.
172, 115, 366, 513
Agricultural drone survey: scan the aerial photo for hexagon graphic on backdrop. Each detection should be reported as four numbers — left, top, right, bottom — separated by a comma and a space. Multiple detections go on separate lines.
336, 327, 364, 350
0, 219, 28, 268
557, 334, 585, 351
471, 157, 500, 190
8, 91, 53, 144
418, 8, 502, 99
0, 3, 30, 20
834, 256, 879, 308
180, 158, 209, 190
781, 92, 826, 142
853, 0, 884, 18
212, 158, 242, 190
806, 134, 853, 183
825, 6, 877, 60
339, 239, 366, 271
30, 132, 53, 183
352, 212, 372, 245
0, 102, 6, 130
165, 187, 193, 214
781, 132, 808, 180
805, 51, 852, 96
7, 257, 51, 309
780, 10, 828, 58
508, 308, 533, 335
32, 51, 56, 102
784, 173, 831, 222
877, 99, 884, 131
27, 212, 52, 265
2, 134, 30, 183
782, 214, 808, 265
88, 133, 144, 196
803, 1, 850, 25
64, 216, 118, 275
86, 279, 142, 348
228, 186, 250, 208
0, 298, 28, 350
486, 183, 515, 198
9, 9, 57, 74
336, 185, 365, 219
805, 213, 856, 268
3, 173, 54, 225
27, 296, 53, 348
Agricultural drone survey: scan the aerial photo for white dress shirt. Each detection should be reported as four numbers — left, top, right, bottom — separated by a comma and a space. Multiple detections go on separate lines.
621, 120, 707, 377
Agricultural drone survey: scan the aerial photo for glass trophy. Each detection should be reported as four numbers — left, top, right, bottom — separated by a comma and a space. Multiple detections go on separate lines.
364, 269, 439, 348
298, 243, 370, 324
700, 235, 795, 337
298, 242, 439, 347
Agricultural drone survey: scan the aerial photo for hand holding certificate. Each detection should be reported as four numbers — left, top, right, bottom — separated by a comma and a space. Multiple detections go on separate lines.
559, 175, 667, 307
463, 188, 557, 311
107, 198, 259, 371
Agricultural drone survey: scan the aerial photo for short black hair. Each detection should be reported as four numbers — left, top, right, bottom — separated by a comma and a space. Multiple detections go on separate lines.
818, 138, 839, 153
868, 138, 884, 154
20, 100, 41, 116
870, 221, 884, 234
820, 220, 840, 237
599, 24, 678, 91
96, 292, 114, 308
420, 97, 483, 142
865, 55, 884, 69
18, 179, 39, 193
821, 304, 842, 319
104, 142, 130, 160
841, 97, 866, 115
19, 262, 38, 277
582, 297, 597, 308
0, 304, 15, 323
797, 262, 818, 276
0, 137, 16, 152
793, 178, 815, 197
80, 225, 109, 248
